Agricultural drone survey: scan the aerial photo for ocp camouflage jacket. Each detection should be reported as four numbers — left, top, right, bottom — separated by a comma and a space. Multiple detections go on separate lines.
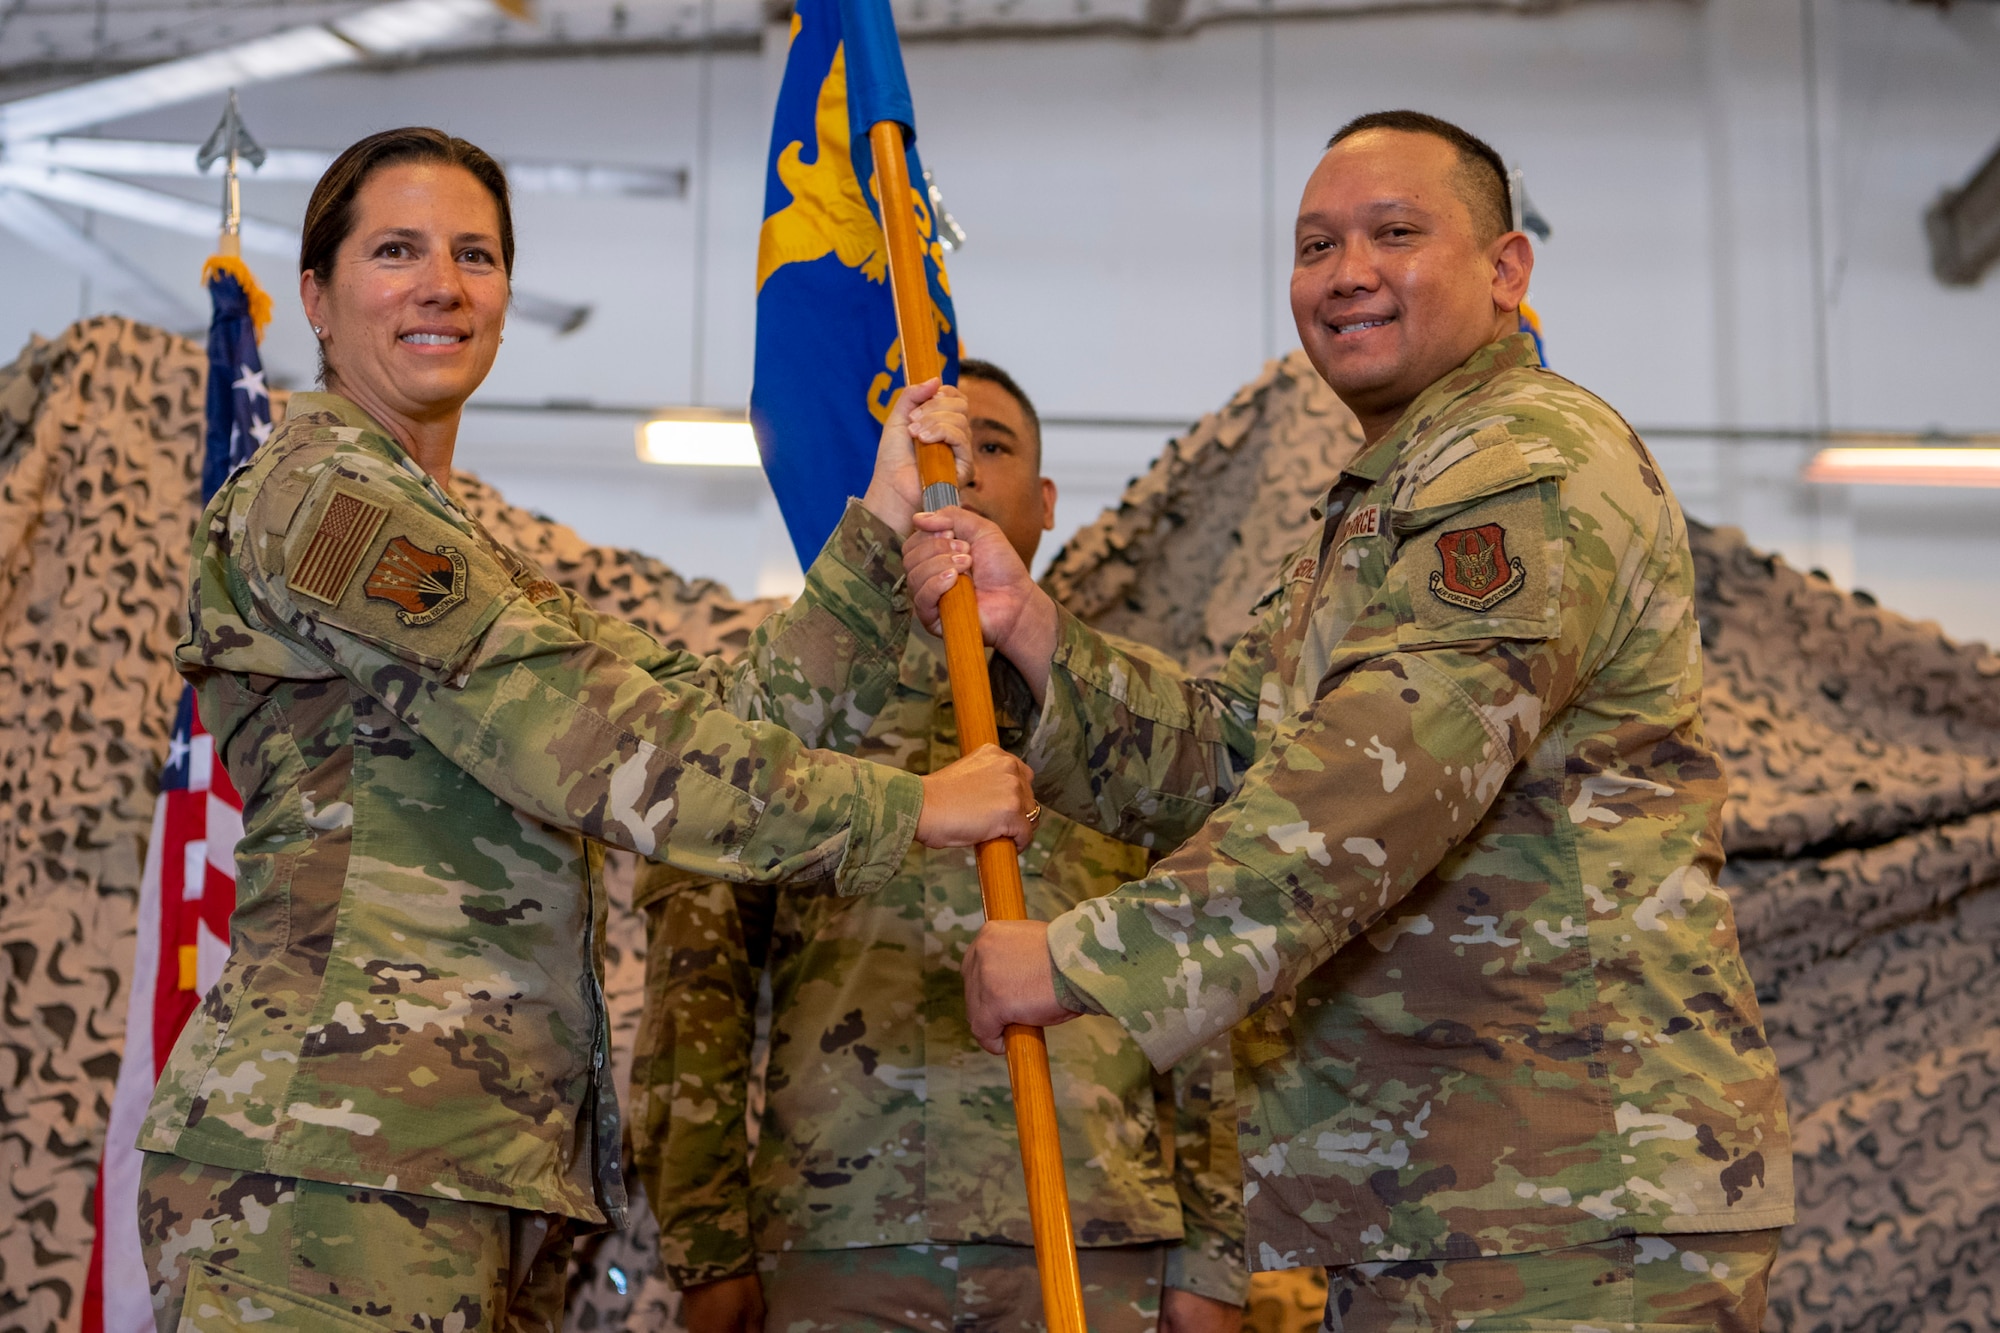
1022, 334, 1795, 1268
631, 626, 1246, 1303
145, 393, 923, 1226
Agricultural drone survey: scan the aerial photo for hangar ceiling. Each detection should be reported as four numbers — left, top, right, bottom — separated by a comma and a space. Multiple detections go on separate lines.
7, 0, 1995, 88
0, 0, 1601, 86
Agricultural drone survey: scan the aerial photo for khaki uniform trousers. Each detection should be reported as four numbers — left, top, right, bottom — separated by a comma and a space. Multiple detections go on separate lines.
758, 1241, 1173, 1333
138, 1152, 575, 1332
1322, 1229, 1782, 1332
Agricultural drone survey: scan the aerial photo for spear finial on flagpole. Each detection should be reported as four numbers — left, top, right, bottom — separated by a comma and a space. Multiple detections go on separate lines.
197, 90, 272, 336
197, 90, 267, 259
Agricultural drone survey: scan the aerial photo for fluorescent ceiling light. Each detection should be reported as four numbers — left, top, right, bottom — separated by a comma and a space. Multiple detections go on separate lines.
0, 27, 359, 142
510, 290, 592, 335
506, 162, 688, 199
1804, 447, 2000, 488
10, 138, 335, 180
636, 413, 761, 468
334, 0, 498, 50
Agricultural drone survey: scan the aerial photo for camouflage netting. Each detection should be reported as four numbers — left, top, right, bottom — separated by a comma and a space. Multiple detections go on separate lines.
1, 321, 1995, 1332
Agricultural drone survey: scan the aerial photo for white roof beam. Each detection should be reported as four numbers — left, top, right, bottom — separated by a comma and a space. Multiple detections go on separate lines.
0, 187, 203, 330
0, 162, 298, 255
0, 0, 509, 144
4, 138, 688, 199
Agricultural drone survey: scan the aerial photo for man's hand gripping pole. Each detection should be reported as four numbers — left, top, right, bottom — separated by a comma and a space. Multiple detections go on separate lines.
868, 119, 1089, 1333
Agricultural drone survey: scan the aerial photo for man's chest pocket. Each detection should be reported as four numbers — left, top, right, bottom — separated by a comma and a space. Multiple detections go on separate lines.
1280, 503, 1401, 713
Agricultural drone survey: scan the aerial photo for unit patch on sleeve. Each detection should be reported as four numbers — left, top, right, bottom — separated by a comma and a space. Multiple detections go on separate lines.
1401, 480, 1560, 641
1430, 523, 1526, 611
288, 487, 391, 605
364, 536, 470, 626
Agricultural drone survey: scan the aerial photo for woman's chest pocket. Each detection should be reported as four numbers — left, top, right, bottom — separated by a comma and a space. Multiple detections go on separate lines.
1022, 817, 1155, 920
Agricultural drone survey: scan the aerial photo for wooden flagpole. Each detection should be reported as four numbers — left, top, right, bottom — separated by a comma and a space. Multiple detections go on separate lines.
868, 119, 1089, 1333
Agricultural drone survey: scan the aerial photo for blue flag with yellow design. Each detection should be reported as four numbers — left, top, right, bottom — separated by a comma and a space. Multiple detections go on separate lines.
751, 0, 960, 566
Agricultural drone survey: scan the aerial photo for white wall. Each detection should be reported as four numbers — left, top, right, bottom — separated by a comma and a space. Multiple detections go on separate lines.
2, 0, 1996, 636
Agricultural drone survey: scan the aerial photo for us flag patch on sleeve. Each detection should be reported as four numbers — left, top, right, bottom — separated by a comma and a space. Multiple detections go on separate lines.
288, 486, 390, 605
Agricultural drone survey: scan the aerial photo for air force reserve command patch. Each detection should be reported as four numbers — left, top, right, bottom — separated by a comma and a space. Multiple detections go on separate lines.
365, 536, 470, 626
1403, 481, 1562, 640
1430, 522, 1526, 611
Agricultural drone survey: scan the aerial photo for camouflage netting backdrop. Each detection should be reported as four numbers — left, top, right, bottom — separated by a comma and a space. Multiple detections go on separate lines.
1, 317, 1995, 1332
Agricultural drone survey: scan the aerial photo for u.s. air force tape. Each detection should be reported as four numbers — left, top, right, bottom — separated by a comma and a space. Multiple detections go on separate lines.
922, 481, 961, 513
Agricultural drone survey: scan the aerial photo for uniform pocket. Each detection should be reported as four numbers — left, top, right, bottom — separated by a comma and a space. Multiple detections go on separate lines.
178, 1260, 383, 1330
1333, 1312, 1722, 1332
1023, 816, 1152, 917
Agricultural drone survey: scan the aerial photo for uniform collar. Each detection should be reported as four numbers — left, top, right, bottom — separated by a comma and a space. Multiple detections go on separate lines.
286, 390, 461, 511
1338, 331, 1542, 484
286, 390, 396, 440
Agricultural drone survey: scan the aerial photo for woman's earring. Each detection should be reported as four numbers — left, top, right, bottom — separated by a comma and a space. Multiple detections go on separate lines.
313, 325, 325, 336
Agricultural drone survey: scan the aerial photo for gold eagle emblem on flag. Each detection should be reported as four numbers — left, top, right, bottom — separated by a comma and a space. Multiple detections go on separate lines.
756, 44, 887, 291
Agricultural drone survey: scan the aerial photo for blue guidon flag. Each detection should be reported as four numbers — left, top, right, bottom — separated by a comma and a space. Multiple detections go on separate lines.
83, 251, 271, 1333
750, 0, 960, 567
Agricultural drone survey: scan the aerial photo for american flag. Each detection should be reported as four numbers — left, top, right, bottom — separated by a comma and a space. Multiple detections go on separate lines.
84, 256, 269, 1330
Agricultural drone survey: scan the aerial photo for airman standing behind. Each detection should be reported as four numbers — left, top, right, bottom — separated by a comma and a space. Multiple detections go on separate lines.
634, 361, 1249, 1333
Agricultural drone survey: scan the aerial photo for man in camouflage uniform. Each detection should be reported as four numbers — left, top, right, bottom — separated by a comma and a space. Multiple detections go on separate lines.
139, 378, 1035, 1331
633, 362, 1249, 1333
914, 113, 1795, 1330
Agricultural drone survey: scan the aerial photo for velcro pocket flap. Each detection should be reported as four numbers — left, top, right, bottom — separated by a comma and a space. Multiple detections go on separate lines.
1412, 430, 1533, 508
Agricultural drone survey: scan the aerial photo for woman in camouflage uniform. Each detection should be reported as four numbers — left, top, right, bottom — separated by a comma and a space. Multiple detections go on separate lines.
136, 126, 1036, 1333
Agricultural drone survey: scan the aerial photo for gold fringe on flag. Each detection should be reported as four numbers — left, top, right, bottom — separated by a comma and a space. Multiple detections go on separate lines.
201, 252, 273, 340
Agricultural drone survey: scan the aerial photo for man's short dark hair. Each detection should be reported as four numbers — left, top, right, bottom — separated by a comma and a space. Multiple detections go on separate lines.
1326, 110, 1512, 242
958, 357, 1042, 468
